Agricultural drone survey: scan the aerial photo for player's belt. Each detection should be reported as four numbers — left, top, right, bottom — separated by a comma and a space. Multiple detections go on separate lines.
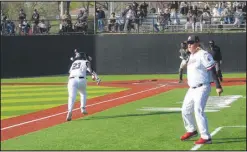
191, 84, 204, 89
69, 76, 84, 79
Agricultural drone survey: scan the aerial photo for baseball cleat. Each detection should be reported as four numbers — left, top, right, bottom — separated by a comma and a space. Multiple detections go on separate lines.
81, 107, 88, 115
180, 131, 198, 141
66, 112, 72, 121
178, 80, 183, 83
194, 138, 212, 144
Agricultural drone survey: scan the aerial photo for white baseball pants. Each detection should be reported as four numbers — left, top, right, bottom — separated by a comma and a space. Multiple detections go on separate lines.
181, 83, 211, 140
67, 77, 87, 113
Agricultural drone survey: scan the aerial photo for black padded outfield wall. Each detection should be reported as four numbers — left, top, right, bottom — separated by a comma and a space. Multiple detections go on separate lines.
1, 33, 246, 78
95, 33, 246, 74
1, 35, 95, 78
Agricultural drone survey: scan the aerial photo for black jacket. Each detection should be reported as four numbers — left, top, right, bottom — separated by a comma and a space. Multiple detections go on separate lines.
209, 45, 222, 61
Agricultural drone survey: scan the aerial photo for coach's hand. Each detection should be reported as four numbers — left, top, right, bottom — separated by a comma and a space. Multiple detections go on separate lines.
216, 88, 223, 96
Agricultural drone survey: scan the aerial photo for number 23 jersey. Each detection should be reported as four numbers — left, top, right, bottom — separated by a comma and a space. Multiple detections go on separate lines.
69, 60, 89, 77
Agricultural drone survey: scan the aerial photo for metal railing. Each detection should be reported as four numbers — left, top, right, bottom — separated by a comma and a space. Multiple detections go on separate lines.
1, 15, 246, 36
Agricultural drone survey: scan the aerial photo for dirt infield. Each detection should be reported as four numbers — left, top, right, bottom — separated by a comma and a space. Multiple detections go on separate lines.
1, 78, 246, 141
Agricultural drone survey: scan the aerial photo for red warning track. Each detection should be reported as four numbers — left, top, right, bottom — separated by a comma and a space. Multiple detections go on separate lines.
1, 78, 246, 141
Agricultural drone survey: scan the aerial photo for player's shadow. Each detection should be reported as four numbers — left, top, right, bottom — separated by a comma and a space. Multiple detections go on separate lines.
212, 137, 246, 144
79, 111, 180, 121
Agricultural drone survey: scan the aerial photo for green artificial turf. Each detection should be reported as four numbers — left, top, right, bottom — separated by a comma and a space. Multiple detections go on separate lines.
1, 85, 245, 150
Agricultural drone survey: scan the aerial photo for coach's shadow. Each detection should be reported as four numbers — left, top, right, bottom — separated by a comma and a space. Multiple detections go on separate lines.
212, 137, 246, 144
79, 111, 180, 121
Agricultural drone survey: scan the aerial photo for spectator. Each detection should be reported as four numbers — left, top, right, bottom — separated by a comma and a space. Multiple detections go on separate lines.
200, 11, 211, 31
96, 7, 105, 32
31, 9, 40, 34
212, 4, 220, 23
62, 10, 71, 21
132, 1, 139, 16
191, 5, 198, 16
18, 9, 26, 24
180, 2, 189, 16
77, 10, 84, 21
202, 4, 210, 15
38, 19, 47, 33
123, 6, 136, 32
154, 8, 170, 32
222, 6, 231, 24
233, 7, 244, 27
185, 10, 193, 31
18, 9, 27, 34
60, 11, 73, 33
218, 3, 224, 16
77, 9, 87, 23
19, 19, 31, 35
170, 1, 180, 25
74, 10, 88, 34
139, 2, 148, 18
108, 12, 118, 32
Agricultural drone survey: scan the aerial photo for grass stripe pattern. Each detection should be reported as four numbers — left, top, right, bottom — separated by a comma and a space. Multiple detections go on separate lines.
1, 85, 127, 120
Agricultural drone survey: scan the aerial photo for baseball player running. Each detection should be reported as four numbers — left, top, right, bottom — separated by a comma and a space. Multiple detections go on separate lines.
66, 49, 101, 121
180, 35, 223, 144
208, 40, 223, 82
178, 41, 190, 83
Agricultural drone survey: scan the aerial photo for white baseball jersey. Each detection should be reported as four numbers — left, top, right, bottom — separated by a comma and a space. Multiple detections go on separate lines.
69, 60, 91, 77
187, 49, 216, 88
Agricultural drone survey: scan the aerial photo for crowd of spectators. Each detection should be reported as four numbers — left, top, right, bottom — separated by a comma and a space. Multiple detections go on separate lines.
1, 2, 246, 35
1, 8, 52, 35
0, 7, 89, 35
153, 1, 246, 32
98, 1, 246, 33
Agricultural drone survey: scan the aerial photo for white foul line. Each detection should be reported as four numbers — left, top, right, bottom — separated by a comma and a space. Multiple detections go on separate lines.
190, 126, 246, 151
1, 84, 168, 131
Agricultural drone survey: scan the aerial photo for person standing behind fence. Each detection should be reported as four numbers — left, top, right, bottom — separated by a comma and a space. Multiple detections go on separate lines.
208, 40, 223, 82
123, 6, 135, 32
31, 9, 40, 34
108, 12, 118, 32
96, 7, 105, 32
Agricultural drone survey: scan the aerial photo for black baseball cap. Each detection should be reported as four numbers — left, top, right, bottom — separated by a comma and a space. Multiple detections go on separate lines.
187, 35, 200, 44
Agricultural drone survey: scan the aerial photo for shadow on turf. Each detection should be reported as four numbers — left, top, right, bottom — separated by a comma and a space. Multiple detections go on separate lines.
211, 137, 246, 144
78, 111, 180, 121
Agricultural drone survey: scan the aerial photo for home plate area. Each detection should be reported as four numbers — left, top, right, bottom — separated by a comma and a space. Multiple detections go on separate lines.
137, 95, 243, 113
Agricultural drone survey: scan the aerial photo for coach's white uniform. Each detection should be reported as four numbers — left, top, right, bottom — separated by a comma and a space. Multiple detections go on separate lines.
182, 48, 215, 140
68, 59, 91, 113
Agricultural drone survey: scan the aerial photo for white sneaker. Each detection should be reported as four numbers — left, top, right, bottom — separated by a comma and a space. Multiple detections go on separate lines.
66, 112, 72, 121
81, 107, 88, 115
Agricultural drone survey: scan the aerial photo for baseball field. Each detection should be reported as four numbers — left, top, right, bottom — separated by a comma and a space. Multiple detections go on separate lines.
1, 73, 246, 150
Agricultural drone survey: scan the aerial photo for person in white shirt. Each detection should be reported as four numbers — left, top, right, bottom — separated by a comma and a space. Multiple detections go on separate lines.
66, 49, 101, 121
180, 35, 223, 145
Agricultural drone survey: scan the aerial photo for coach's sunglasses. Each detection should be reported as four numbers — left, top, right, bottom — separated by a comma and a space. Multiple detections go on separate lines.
187, 41, 195, 44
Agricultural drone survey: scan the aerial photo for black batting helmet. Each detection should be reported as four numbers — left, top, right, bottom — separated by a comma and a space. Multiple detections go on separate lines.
74, 48, 92, 61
